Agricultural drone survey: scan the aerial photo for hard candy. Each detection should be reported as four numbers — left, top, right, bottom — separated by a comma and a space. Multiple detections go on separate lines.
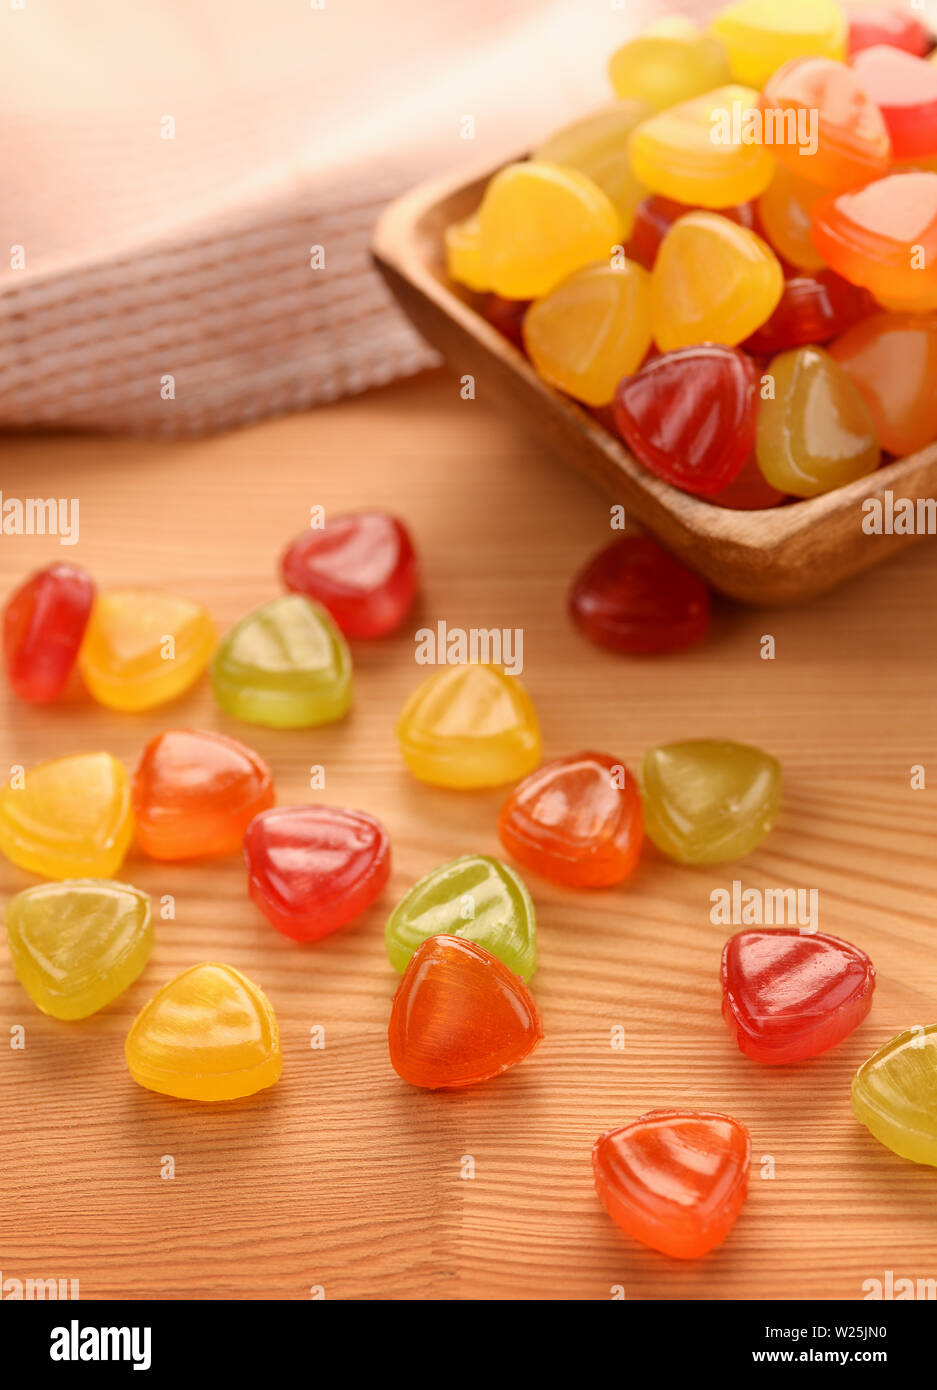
852, 1024, 937, 1166
722, 929, 875, 1064
533, 101, 650, 235
568, 536, 710, 653
628, 194, 756, 268
608, 17, 731, 111
0, 751, 132, 880
388, 934, 542, 1089
642, 739, 782, 864
593, 1109, 751, 1258
852, 45, 937, 161
79, 588, 215, 712
848, 7, 931, 58
211, 594, 352, 728
3, 563, 94, 703
244, 804, 390, 942
811, 173, 937, 304
829, 313, 937, 457
758, 56, 891, 189
125, 962, 281, 1102
385, 854, 536, 979
132, 729, 274, 861
5, 879, 152, 1020
444, 214, 489, 292
498, 751, 643, 888
708, 0, 846, 88
757, 166, 826, 271
281, 511, 419, 638
742, 270, 870, 355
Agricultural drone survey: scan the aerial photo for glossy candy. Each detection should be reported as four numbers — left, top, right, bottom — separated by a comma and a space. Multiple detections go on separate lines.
244, 805, 390, 943
811, 173, 937, 303
758, 57, 891, 190
498, 751, 643, 888
722, 929, 875, 1064
211, 595, 351, 728
651, 213, 783, 351
444, 214, 489, 292
385, 854, 536, 979
533, 101, 650, 235
79, 588, 215, 712
569, 536, 710, 653
3, 564, 95, 703
830, 313, 937, 456
0, 751, 132, 880
709, 0, 847, 88
522, 262, 651, 406
388, 934, 542, 1089
852, 46, 937, 162
132, 729, 274, 861
5, 879, 152, 1020
642, 739, 782, 865
125, 962, 281, 1102
477, 162, 621, 300
628, 194, 756, 268
711, 454, 787, 510
852, 1024, 937, 1165
397, 663, 541, 789
848, 7, 931, 58
628, 86, 774, 209
608, 17, 731, 111
593, 1109, 751, 1258
742, 270, 869, 354
756, 346, 880, 497
757, 166, 827, 271
281, 511, 418, 638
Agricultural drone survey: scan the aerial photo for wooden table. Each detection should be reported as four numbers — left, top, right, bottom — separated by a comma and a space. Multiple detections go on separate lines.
1, 370, 936, 1301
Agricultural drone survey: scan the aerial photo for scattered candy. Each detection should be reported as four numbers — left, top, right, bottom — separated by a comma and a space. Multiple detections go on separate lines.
593, 1109, 752, 1258
0, 751, 132, 880
811, 173, 937, 305
5, 879, 152, 1020
396, 663, 541, 789
244, 804, 390, 943
608, 16, 731, 111
709, 0, 846, 88
533, 101, 650, 235
722, 929, 875, 1064
852, 1024, 937, 1167
281, 511, 419, 638
830, 313, 937, 457
642, 739, 782, 864
79, 588, 216, 712
388, 934, 542, 1089
125, 962, 282, 1102
756, 346, 880, 497
523, 261, 651, 406
211, 594, 352, 729
851, 45, 937, 162
3, 563, 95, 703
132, 729, 274, 861
385, 853, 536, 979
759, 56, 891, 189
569, 535, 710, 654
498, 751, 643, 888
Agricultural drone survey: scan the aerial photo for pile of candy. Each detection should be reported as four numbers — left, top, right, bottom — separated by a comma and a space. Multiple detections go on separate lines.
445, 1, 937, 504
3, 494, 934, 1262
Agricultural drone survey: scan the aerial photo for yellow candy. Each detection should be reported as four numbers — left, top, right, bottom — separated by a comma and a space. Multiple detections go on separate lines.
397, 663, 541, 789
533, 101, 651, 236
444, 214, 490, 292
478, 162, 622, 300
523, 261, 651, 406
852, 1025, 937, 1167
628, 85, 774, 208
608, 16, 732, 110
80, 588, 216, 712
651, 211, 783, 351
125, 962, 282, 1102
5, 879, 152, 1020
756, 166, 826, 272
709, 0, 846, 88
0, 752, 132, 880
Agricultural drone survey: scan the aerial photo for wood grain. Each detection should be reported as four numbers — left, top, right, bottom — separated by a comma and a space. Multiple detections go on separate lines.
1, 370, 936, 1301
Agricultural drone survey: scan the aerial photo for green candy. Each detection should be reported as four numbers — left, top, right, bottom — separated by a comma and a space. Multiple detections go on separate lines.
211, 595, 352, 729
385, 854, 537, 980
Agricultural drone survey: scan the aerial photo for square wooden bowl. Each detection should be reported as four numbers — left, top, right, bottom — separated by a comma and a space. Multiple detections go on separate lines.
373, 161, 937, 605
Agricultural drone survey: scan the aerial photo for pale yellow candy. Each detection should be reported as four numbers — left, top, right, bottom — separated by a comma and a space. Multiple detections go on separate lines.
628, 85, 774, 209
444, 214, 490, 292
651, 211, 783, 351
709, 0, 846, 88
0, 751, 132, 880
523, 262, 652, 406
478, 162, 622, 300
608, 17, 732, 111
534, 101, 651, 237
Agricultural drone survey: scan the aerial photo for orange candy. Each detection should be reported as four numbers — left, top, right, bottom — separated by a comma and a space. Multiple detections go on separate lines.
593, 1109, 752, 1259
132, 729, 274, 861
388, 935, 542, 1089
830, 313, 937, 456
811, 172, 937, 303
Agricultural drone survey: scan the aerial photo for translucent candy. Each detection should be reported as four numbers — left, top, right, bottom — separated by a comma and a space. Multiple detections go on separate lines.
444, 214, 489, 292
852, 1024, 937, 1166
79, 589, 216, 712
0, 751, 132, 880
709, 0, 847, 88
569, 534, 711, 651
811, 172, 937, 304
281, 510, 419, 638
757, 165, 827, 270
852, 45, 937, 162
758, 56, 891, 189
830, 312, 937, 456
3, 563, 94, 703
533, 101, 650, 235
642, 739, 782, 864
608, 17, 731, 111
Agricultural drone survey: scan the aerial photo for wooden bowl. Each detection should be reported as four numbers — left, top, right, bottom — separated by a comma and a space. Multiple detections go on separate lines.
372, 160, 937, 605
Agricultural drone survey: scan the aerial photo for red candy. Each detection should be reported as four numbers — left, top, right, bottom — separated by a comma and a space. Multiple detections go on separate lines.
851, 46, 937, 161
721, 929, 875, 1065
483, 294, 529, 349
244, 804, 391, 942
2, 563, 95, 703
711, 455, 787, 510
569, 535, 710, 655
848, 7, 931, 58
628, 195, 756, 268
743, 270, 871, 355
498, 751, 643, 887
614, 344, 757, 496
281, 511, 418, 638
